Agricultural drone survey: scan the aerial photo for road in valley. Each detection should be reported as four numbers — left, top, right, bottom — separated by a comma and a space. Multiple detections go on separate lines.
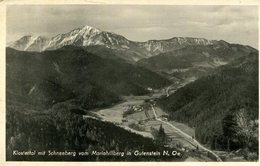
151, 105, 222, 161
88, 87, 222, 161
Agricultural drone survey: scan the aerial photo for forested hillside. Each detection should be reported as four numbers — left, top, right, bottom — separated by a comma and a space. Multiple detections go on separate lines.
157, 52, 258, 157
6, 47, 170, 110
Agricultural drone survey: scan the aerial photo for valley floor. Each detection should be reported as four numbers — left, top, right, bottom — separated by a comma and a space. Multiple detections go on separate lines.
84, 85, 250, 162
84, 89, 217, 161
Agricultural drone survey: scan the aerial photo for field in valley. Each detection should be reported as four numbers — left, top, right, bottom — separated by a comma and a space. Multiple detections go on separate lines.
92, 94, 197, 151
90, 90, 227, 161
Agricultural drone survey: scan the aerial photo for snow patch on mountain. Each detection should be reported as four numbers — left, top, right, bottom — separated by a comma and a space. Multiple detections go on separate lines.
121, 45, 130, 49
28, 84, 36, 95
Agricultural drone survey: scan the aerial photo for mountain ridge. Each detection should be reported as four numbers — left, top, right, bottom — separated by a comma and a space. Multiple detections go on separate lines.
137, 43, 257, 85
8, 24, 256, 62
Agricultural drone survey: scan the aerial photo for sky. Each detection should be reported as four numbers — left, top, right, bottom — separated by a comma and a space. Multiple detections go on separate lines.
7, 5, 258, 48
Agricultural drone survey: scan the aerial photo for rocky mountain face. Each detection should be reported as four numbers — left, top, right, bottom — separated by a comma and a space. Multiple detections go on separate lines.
8, 35, 49, 52
45, 25, 137, 50
8, 25, 253, 63
138, 37, 217, 55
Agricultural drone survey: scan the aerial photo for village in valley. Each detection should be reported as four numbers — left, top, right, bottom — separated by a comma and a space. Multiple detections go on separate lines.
88, 88, 227, 161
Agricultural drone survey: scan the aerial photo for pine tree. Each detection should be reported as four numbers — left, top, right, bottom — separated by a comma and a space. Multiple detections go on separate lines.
157, 124, 166, 144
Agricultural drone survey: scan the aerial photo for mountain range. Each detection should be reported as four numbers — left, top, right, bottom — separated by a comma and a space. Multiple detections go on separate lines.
9, 25, 255, 63
7, 24, 258, 112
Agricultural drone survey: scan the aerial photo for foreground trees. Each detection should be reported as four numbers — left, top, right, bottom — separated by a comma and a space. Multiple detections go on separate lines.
6, 102, 184, 161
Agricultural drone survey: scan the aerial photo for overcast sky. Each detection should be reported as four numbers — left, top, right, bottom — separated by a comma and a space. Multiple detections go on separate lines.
7, 5, 258, 48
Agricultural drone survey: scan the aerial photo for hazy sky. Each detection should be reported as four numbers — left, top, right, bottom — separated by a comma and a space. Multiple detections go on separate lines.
7, 5, 258, 48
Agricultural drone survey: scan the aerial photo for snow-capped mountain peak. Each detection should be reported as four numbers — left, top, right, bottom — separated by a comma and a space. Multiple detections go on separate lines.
81, 25, 101, 34
8, 35, 49, 52
44, 24, 132, 50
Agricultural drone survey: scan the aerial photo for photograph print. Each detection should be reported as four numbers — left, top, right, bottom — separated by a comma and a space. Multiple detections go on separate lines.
6, 5, 259, 161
